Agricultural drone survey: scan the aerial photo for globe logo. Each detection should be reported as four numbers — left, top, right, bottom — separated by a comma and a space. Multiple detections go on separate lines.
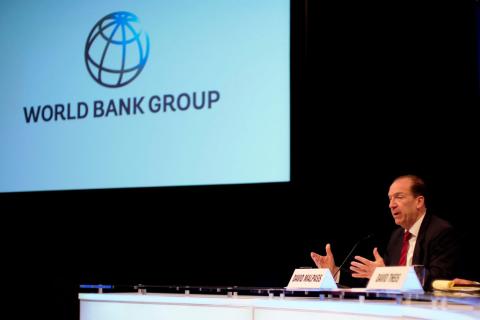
85, 12, 150, 88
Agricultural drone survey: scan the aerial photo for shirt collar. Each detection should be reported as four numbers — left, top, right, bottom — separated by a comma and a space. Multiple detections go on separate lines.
407, 210, 426, 238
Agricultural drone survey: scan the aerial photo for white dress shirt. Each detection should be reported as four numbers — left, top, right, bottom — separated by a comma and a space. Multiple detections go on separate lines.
405, 211, 426, 266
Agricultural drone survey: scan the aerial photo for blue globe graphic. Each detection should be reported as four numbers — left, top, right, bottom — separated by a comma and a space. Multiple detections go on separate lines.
85, 12, 150, 88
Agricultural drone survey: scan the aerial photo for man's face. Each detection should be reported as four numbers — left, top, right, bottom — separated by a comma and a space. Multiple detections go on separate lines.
388, 178, 424, 229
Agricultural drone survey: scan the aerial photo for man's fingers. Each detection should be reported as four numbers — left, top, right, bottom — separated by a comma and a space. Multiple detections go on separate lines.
350, 265, 364, 273
351, 272, 369, 278
353, 255, 372, 265
350, 265, 371, 279
312, 244, 335, 268
311, 252, 328, 268
325, 243, 332, 257
350, 261, 367, 269
311, 252, 321, 266
373, 247, 383, 261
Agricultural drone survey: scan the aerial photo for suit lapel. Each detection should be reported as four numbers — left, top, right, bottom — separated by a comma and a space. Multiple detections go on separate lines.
412, 213, 430, 264
389, 228, 404, 265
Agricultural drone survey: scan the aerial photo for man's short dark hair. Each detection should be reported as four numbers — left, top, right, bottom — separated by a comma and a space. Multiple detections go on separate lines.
395, 174, 427, 198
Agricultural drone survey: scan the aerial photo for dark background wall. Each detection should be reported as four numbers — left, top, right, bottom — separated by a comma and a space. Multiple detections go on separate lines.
1, 1, 479, 319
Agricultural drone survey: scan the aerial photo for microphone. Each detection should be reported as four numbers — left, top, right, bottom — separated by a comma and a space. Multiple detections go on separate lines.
332, 233, 374, 279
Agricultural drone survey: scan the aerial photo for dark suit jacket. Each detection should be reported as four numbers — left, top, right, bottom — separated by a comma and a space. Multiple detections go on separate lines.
383, 213, 460, 288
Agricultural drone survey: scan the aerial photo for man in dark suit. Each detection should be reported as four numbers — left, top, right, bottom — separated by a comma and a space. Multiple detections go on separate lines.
311, 175, 460, 288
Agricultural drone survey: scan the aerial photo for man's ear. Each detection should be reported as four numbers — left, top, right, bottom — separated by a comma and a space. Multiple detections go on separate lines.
416, 195, 425, 208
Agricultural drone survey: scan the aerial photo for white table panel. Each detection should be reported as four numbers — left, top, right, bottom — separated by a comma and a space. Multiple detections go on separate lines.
79, 292, 480, 320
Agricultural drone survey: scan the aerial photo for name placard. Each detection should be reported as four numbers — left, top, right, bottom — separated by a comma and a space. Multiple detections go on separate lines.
367, 266, 423, 292
286, 268, 338, 290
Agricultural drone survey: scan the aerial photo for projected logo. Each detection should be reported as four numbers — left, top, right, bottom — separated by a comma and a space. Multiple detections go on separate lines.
85, 12, 150, 88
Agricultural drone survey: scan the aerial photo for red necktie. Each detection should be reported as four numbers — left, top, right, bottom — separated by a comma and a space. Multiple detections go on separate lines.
398, 231, 411, 266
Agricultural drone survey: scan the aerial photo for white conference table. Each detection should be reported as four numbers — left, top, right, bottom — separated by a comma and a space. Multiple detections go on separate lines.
79, 291, 480, 320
